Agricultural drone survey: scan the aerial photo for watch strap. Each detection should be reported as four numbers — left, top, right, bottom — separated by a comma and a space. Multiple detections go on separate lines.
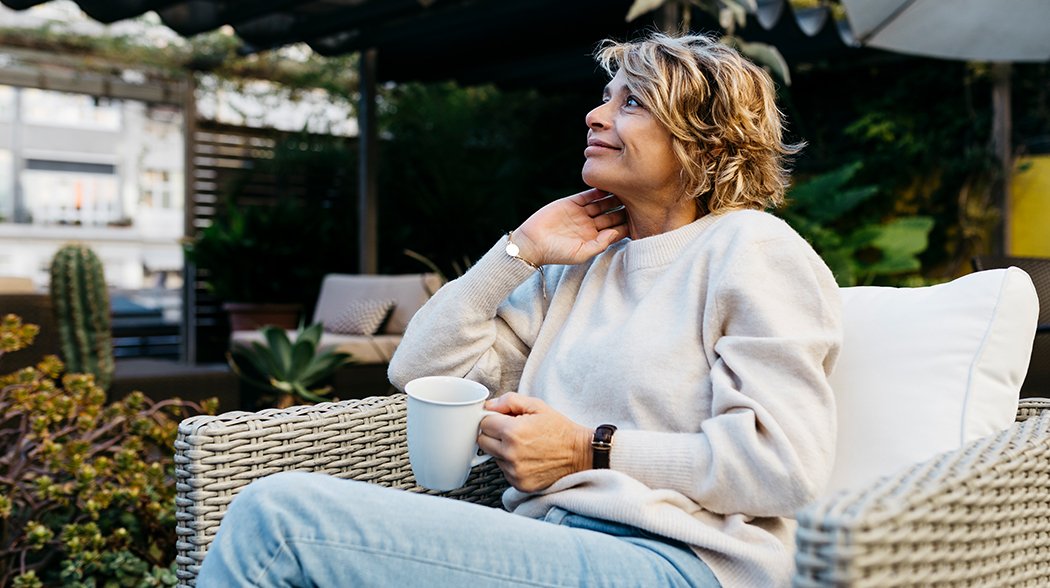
591, 424, 617, 469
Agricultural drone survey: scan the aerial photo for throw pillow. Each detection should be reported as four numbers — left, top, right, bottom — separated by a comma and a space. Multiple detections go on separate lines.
326, 299, 396, 336
823, 267, 1038, 497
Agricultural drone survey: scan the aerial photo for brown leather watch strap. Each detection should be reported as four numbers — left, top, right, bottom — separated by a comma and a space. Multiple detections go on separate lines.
591, 424, 617, 469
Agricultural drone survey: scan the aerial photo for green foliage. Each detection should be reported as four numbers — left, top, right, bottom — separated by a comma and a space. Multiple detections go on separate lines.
182, 199, 341, 307
48, 243, 114, 391
778, 162, 935, 286
785, 58, 1001, 278
227, 322, 353, 407
377, 82, 582, 276
0, 314, 217, 587
182, 132, 355, 310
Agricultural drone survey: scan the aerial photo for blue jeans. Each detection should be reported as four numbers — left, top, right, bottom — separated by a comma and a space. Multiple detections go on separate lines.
197, 471, 721, 587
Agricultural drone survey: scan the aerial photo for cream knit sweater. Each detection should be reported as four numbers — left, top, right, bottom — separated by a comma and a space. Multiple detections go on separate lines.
388, 209, 843, 587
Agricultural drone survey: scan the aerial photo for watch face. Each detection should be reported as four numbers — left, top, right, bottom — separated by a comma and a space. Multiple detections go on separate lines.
506, 242, 520, 257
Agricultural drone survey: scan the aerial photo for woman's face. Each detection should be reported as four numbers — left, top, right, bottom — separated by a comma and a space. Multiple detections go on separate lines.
582, 69, 680, 201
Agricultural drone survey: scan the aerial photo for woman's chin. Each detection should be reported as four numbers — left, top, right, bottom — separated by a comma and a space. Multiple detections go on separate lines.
581, 169, 614, 193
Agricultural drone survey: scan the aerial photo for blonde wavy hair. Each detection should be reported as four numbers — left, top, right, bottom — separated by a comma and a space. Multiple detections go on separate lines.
595, 31, 803, 213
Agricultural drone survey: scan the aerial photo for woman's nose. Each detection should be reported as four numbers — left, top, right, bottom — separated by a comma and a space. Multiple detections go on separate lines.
585, 104, 609, 129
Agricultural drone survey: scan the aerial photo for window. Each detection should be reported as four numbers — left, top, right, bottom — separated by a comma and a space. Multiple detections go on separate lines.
0, 150, 11, 222
21, 88, 121, 130
22, 161, 120, 226
140, 168, 173, 209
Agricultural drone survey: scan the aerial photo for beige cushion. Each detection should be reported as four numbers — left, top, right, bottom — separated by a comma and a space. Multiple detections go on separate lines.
824, 267, 1039, 497
312, 273, 442, 335
230, 330, 401, 365
230, 273, 440, 366
0, 276, 35, 293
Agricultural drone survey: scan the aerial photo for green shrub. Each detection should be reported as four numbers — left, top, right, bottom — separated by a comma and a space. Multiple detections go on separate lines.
0, 314, 217, 587
778, 161, 935, 286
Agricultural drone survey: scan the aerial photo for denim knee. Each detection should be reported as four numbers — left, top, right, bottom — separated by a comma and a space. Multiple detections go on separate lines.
228, 471, 319, 518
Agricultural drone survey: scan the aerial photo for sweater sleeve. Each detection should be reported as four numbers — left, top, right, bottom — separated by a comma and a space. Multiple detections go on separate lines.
610, 236, 843, 517
388, 235, 547, 396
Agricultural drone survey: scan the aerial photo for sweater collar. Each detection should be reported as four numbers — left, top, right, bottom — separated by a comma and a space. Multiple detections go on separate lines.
617, 212, 725, 272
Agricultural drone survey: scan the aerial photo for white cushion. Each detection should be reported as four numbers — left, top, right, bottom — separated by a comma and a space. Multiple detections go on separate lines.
824, 267, 1039, 497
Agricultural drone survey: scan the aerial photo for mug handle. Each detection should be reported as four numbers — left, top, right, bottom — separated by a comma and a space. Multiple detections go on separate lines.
471, 409, 501, 467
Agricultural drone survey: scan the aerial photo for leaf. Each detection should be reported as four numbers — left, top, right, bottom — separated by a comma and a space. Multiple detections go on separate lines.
857, 216, 935, 277
250, 340, 285, 379
719, 2, 748, 30
404, 249, 449, 284
844, 225, 883, 250
229, 342, 270, 377
226, 350, 277, 391
860, 255, 923, 276
787, 161, 869, 218
263, 326, 294, 376
727, 37, 791, 86
819, 248, 857, 287
286, 338, 317, 382
297, 322, 324, 348
626, 0, 667, 21
871, 216, 935, 258
721, 0, 757, 12
295, 384, 333, 403
299, 352, 352, 387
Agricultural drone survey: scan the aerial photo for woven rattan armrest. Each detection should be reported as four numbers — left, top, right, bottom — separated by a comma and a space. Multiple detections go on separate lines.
175, 396, 1050, 588
173, 393, 506, 588
793, 399, 1050, 587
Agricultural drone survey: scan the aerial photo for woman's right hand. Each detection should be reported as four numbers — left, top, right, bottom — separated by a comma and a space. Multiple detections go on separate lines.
511, 189, 630, 266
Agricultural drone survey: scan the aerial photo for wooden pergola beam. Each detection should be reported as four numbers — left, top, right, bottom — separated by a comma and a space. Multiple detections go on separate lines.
357, 48, 378, 274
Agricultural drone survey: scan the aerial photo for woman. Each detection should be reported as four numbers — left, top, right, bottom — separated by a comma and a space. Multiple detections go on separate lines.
198, 31, 842, 587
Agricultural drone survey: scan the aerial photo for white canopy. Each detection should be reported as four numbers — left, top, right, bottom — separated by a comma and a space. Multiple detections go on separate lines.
841, 0, 1050, 63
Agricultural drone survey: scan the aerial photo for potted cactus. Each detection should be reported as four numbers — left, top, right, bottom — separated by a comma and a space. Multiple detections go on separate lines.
49, 242, 114, 391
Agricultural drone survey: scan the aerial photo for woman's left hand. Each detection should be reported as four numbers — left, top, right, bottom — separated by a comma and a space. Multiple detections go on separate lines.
478, 393, 594, 493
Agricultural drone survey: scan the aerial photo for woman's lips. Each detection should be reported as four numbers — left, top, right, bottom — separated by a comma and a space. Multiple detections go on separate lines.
584, 141, 621, 157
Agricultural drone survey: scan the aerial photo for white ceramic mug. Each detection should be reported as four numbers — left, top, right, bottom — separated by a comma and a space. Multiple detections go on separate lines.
405, 375, 500, 491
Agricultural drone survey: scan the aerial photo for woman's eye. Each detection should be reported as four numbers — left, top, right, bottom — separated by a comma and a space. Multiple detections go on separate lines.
624, 95, 642, 108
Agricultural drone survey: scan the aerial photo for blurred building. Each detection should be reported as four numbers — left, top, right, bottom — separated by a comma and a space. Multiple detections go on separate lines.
0, 83, 186, 292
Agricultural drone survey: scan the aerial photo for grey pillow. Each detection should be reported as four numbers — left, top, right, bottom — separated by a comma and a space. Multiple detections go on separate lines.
326, 299, 396, 335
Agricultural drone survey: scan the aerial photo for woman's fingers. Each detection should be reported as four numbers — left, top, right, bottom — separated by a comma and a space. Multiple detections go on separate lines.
568, 188, 609, 207
485, 392, 544, 415
594, 208, 628, 231
583, 194, 623, 217
477, 426, 503, 456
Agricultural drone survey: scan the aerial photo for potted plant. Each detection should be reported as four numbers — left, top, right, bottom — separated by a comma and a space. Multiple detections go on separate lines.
227, 322, 354, 408
182, 198, 337, 331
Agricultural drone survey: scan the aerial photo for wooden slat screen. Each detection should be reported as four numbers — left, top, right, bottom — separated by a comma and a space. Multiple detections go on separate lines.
187, 120, 356, 363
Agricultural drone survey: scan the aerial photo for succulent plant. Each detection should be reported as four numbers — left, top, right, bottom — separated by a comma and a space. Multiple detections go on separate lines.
227, 322, 353, 407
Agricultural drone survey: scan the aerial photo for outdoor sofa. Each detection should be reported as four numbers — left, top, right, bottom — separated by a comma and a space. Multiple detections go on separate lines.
228, 272, 443, 398
175, 266, 1049, 587
230, 272, 443, 365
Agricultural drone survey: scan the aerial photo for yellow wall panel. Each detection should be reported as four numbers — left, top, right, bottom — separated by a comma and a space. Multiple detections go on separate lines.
1010, 155, 1050, 257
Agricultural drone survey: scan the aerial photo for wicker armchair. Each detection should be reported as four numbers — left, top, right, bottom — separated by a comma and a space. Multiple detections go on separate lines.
174, 393, 1050, 588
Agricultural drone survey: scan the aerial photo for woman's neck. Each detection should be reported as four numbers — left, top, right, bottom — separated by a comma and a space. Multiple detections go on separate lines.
624, 198, 702, 239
